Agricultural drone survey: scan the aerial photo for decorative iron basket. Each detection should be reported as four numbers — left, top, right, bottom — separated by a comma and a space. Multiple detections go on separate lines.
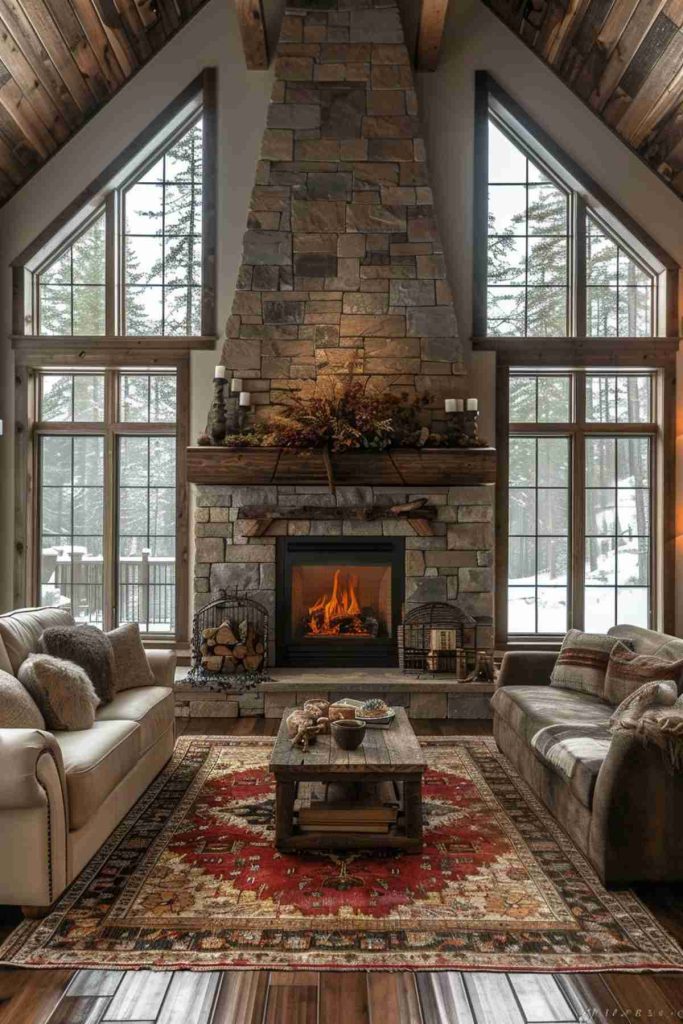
398, 602, 477, 676
187, 591, 270, 691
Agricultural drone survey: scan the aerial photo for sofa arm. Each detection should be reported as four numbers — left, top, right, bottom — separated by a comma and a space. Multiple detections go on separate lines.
590, 731, 683, 885
497, 651, 557, 688
146, 648, 177, 689
0, 729, 68, 907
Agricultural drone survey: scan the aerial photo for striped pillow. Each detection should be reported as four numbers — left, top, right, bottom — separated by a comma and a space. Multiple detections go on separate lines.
550, 630, 624, 699
604, 642, 683, 706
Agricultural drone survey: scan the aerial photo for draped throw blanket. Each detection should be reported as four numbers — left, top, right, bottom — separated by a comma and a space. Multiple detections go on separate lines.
610, 680, 683, 770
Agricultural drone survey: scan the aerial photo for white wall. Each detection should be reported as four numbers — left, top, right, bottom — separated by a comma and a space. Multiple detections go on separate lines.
0, 0, 681, 628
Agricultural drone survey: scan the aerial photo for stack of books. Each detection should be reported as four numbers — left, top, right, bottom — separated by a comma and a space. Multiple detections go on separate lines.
295, 781, 400, 834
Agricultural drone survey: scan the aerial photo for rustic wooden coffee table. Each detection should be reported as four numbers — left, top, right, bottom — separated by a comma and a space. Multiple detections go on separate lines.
269, 707, 426, 853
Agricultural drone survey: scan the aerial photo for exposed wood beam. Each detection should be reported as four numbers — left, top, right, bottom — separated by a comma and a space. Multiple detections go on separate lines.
415, 0, 449, 72
235, 0, 268, 70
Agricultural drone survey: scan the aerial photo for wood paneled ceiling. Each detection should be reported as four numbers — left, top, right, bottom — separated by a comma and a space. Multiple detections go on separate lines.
484, 0, 683, 201
0, 0, 210, 206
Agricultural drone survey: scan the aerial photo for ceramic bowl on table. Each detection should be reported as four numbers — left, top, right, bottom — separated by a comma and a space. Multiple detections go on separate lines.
331, 718, 367, 750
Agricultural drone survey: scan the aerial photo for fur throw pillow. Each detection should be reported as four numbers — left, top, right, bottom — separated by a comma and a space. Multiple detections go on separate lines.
604, 641, 683, 706
610, 679, 678, 729
40, 624, 116, 705
0, 668, 45, 728
550, 629, 626, 699
18, 655, 100, 731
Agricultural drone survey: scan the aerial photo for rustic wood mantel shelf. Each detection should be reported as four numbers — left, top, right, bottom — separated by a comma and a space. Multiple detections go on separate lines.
186, 446, 497, 488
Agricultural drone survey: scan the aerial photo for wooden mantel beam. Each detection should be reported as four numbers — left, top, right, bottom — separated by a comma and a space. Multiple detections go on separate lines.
235, 0, 269, 70
415, 0, 449, 71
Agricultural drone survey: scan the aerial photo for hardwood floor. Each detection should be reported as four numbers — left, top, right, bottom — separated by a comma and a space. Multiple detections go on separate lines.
1, 716, 682, 1024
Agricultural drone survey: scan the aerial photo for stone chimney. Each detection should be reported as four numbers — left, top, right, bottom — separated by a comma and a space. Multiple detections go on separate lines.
221, 0, 464, 421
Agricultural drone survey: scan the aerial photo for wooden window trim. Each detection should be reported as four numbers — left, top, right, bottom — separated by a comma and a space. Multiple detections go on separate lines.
473, 71, 680, 347
18, 363, 190, 647
495, 367, 673, 650
11, 69, 217, 348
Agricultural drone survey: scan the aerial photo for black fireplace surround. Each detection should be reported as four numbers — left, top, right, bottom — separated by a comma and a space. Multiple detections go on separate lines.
276, 536, 405, 668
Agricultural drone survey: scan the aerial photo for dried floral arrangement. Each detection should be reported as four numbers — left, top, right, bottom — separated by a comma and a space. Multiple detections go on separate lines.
199, 377, 487, 451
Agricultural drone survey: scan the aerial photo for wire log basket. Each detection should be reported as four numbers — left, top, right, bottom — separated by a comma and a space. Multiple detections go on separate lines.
187, 591, 271, 692
398, 602, 478, 676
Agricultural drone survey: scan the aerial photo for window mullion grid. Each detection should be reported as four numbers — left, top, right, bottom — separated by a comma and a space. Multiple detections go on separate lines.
574, 194, 586, 338
102, 370, 118, 631
571, 371, 586, 630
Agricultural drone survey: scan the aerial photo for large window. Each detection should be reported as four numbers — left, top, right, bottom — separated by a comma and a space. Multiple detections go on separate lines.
37, 370, 178, 635
35, 116, 204, 340
475, 74, 674, 342
505, 371, 656, 639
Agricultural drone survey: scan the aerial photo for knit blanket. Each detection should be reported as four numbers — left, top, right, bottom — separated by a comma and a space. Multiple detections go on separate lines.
610, 680, 683, 770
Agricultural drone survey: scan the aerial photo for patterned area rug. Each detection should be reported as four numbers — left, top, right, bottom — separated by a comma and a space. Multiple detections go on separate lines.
2, 735, 682, 972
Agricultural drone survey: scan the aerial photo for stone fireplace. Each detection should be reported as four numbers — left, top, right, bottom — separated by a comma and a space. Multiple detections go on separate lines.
182, 0, 496, 719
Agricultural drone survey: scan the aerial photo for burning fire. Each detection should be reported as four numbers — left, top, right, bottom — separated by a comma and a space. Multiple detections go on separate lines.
306, 569, 370, 637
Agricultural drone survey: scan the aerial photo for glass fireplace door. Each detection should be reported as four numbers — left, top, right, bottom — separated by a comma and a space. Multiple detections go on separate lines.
276, 537, 405, 667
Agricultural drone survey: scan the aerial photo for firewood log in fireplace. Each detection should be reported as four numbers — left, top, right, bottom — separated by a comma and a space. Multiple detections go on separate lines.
200, 619, 265, 674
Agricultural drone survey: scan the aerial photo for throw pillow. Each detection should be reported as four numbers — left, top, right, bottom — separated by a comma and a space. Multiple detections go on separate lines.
550, 629, 625, 698
604, 641, 683, 706
107, 622, 155, 692
0, 668, 45, 728
40, 624, 116, 705
18, 655, 100, 731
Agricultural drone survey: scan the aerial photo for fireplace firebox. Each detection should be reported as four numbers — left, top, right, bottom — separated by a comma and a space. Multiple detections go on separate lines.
276, 537, 405, 667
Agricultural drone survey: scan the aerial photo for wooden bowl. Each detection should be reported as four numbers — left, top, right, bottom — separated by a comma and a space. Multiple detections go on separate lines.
331, 718, 366, 751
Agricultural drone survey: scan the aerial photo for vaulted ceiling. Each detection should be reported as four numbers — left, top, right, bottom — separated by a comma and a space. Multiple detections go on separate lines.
484, 0, 683, 201
0, 0, 210, 206
0, 0, 681, 208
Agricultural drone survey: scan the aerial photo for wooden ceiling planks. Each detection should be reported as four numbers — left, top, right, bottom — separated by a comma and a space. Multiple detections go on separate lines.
484, 0, 683, 201
0, 0, 209, 206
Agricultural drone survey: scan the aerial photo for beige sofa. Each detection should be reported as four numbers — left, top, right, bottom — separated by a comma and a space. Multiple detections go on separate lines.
0, 607, 176, 912
492, 624, 683, 886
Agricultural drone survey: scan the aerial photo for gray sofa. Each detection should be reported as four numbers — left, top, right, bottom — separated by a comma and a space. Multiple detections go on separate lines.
492, 624, 683, 886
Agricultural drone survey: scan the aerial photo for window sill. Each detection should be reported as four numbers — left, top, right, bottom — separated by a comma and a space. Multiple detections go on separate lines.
472, 335, 679, 364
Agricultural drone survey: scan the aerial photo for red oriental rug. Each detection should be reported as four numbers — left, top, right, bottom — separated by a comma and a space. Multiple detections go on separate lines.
2, 735, 682, 972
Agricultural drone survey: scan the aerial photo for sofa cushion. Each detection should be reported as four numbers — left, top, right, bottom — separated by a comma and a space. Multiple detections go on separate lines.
107, 623, 155, 693
54, 720, 140, 830
530, 724, 612, 808
492, 685, 613, 743
0, 607, 74, 676
605, 642, 683, 706
96, 686, 174, 755
550, 629, 624, 698
491, 685, 614, 809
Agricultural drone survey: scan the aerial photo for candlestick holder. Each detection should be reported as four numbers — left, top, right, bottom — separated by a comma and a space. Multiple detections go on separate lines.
224, 393, 239, 434
208, 377, 227, 445
464, 410, 479, 443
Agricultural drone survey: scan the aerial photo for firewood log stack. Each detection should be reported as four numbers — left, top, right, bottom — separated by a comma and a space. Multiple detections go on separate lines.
200, 620, 265, 673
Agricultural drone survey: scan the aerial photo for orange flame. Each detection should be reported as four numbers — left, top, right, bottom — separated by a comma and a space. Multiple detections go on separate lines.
306, 569, 370, 636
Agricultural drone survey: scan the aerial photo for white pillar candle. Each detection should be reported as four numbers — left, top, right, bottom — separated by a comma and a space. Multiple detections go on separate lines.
445, 398, 457, 413
239, 391, 251, 407
214, 365, 226, 379
454, 398, 464, 412
230, 377, 243, 393
466, 398, 478, 411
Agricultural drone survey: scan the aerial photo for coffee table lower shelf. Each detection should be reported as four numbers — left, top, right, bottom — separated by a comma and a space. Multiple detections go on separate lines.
273, 775, 424, 854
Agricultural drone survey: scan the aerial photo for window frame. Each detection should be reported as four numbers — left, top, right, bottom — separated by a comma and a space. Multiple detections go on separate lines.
11, 70, 216, 352
473, 72, 679, 353
30, 365, 188, 644
496, 366, 672, 648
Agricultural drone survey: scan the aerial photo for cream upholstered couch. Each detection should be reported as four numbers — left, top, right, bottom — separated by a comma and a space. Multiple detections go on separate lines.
0, 607, 176, 911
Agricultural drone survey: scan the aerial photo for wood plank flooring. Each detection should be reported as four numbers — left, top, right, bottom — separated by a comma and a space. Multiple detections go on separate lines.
0, 716, 682, 1024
